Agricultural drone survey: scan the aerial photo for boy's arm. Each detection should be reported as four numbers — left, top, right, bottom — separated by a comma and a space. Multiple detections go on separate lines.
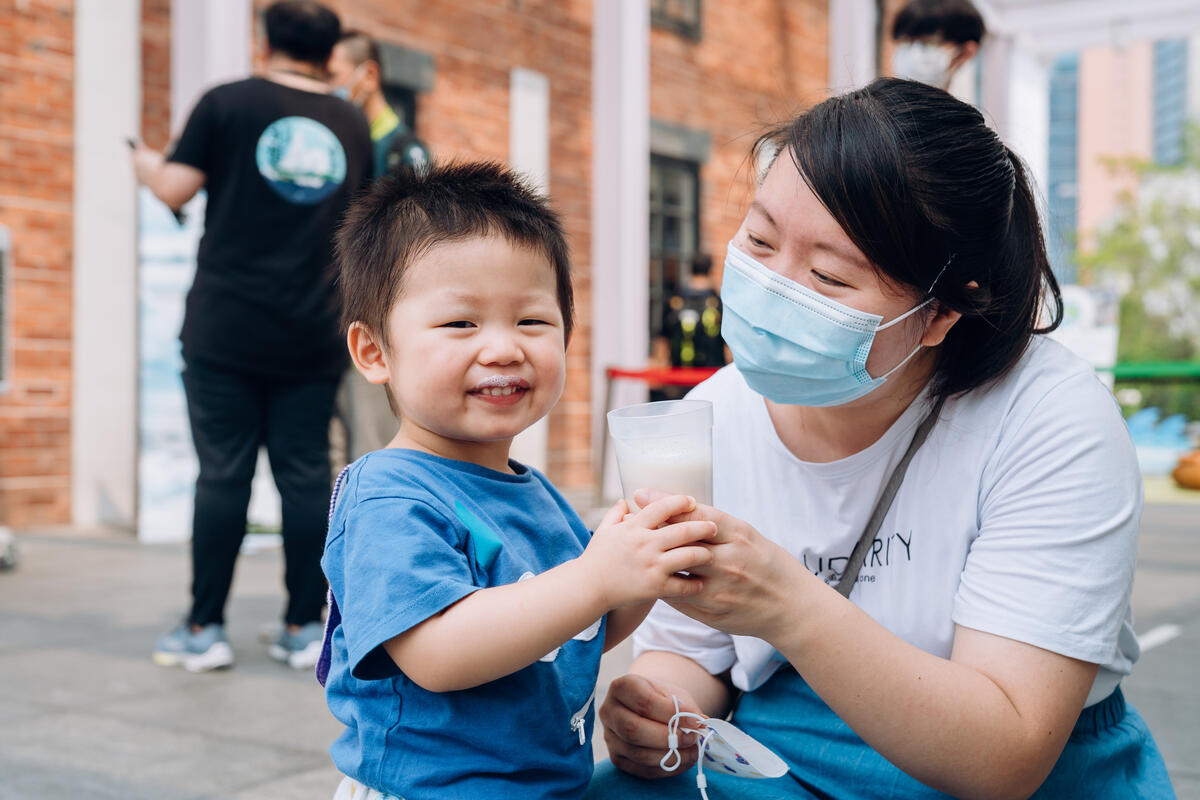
383, 495, 714, 693
383, 557, 606, 692
603, 602, 654, 652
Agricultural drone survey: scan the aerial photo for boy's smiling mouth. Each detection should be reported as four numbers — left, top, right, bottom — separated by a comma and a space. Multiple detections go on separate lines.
469, 376, 531, 404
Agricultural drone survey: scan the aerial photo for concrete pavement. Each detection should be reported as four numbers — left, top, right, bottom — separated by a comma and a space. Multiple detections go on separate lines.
0, 502, 1196, 799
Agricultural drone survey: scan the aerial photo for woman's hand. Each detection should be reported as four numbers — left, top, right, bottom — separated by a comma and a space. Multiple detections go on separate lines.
632, 488, 814, 642
598, 672, 706, 779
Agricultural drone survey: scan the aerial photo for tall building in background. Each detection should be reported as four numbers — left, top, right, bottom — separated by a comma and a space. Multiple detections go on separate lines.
1153, 38, 1189, 166
1047, 52, 1080, 283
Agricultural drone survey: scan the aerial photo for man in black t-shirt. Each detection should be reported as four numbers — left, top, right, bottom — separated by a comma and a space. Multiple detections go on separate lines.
132, 0, 371, 673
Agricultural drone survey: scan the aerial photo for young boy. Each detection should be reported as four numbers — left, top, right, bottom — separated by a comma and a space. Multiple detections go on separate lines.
322, 162, 716, 800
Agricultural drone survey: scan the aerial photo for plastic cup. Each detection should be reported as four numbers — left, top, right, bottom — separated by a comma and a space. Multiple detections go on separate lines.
607, 399, 713, 510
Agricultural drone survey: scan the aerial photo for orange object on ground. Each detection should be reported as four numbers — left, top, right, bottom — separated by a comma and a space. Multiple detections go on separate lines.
1172, 451, 1200, 490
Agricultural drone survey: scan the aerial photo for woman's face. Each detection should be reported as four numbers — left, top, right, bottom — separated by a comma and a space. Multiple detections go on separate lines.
732, 154, 931, 383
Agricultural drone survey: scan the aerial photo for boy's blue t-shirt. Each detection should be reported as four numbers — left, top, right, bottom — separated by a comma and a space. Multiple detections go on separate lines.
322, 449, 605, 800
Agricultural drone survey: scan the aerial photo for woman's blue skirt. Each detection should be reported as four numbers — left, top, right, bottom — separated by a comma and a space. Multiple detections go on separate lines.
586, 667, 1174, 799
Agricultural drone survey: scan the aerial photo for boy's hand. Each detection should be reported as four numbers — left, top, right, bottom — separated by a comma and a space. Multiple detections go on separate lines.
581, 494, 716, 611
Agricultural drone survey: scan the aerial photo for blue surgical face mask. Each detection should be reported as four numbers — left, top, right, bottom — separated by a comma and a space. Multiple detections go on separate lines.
331, 63, 366, 107
892, 42, 955, 88
720, 243, 939, 407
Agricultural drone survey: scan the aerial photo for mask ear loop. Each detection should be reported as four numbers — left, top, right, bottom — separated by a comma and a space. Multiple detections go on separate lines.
660, 696, 717, 800
874, 252, 957, 333
872, 253, 957, 379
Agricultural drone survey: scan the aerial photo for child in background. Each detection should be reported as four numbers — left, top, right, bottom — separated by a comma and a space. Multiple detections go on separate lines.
321, 162, 716, 800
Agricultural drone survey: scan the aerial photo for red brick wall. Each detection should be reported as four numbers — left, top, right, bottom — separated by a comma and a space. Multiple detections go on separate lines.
141, 0, 172, 150
650, 0, 830, 290
0, 0, 75, 527
0, 1, 832, 525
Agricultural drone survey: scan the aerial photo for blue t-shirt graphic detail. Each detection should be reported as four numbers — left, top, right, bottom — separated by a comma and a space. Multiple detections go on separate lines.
454, 499, 504, 572
255, 116, 347, 204
322, 449, 605, 800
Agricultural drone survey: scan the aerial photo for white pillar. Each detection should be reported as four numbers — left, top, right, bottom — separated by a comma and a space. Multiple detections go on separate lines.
171, 0, 253, 137
592, 0, 650, 499
979, 34, 1013, 136
1005, 41, 1051, 202
828, 0, 878, 93
72, 0, 141, 529
509, 67, 551, 471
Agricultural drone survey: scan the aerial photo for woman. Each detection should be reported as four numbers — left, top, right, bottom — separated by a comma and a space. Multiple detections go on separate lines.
587, 79, 1173, 799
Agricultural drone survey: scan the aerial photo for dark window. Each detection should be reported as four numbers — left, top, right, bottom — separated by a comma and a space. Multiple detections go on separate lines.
382, 84, 418, 133
651, 0, 702, 40
649, 155, 700, 340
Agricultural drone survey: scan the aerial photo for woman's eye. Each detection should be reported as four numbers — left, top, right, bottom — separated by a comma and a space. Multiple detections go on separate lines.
440, 320, 475, 328
747, 235, 771, 249
813, 271, 847, 288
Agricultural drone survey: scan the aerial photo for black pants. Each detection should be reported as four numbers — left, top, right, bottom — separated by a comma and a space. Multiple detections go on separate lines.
182, 358, 339, 628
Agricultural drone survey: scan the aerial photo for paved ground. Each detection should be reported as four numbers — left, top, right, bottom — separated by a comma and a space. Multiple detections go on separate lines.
0, 502, 1196, 799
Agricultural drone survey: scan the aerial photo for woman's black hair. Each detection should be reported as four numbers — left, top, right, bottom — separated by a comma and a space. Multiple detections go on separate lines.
754, 77, 1062, 401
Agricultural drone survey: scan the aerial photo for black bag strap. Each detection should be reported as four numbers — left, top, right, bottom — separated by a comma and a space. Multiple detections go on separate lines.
835, 395, 946, 598
316, 465, 352, 686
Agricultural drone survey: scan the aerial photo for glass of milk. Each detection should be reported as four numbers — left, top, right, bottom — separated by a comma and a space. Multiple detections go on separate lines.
607, 399, 713, 510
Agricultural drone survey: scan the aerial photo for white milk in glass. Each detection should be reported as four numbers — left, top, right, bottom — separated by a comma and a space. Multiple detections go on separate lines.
613, 434, 713, 510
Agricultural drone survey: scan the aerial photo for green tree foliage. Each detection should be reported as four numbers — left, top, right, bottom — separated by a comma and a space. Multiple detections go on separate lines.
1076, 125, 1200, 420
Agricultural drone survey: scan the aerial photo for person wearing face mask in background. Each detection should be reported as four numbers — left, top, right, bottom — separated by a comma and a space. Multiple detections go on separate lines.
586, 78, 1174, 800
890, 0, 985, 92
328, 31, 431, 180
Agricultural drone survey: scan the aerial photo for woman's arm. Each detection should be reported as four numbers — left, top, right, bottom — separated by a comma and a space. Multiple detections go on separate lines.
773, 574, 1095, 800
597, 650, 734, 778
667, 509, 1097, 800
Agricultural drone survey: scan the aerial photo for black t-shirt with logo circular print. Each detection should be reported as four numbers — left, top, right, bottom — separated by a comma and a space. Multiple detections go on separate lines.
169, 77, 372, 379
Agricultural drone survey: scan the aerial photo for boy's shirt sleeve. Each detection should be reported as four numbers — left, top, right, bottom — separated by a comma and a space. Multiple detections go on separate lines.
340, 494, 480, 681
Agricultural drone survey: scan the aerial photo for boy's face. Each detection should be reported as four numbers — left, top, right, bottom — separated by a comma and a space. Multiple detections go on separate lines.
354, 235, 566, 470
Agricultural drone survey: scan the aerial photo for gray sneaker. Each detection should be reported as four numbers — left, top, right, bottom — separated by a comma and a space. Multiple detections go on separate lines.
153, 623, 234, 672
269, 621, 324, 670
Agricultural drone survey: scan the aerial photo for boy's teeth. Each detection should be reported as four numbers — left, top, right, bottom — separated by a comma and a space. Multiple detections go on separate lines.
481, 386, 519, 396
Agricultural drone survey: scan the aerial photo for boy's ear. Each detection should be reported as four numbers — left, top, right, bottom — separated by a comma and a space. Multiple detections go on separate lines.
348, 322, 391, 385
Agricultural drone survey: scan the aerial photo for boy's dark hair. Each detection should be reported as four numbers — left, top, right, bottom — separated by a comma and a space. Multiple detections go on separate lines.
755, 78, 1061, 402
892, 0, 986, 45
337, 161, 575, 348
336, 30, 382, 69
264, 1, 341, 66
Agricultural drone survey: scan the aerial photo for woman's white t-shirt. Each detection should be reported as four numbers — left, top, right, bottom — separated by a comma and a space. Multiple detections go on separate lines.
633, 336, 1142, 707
